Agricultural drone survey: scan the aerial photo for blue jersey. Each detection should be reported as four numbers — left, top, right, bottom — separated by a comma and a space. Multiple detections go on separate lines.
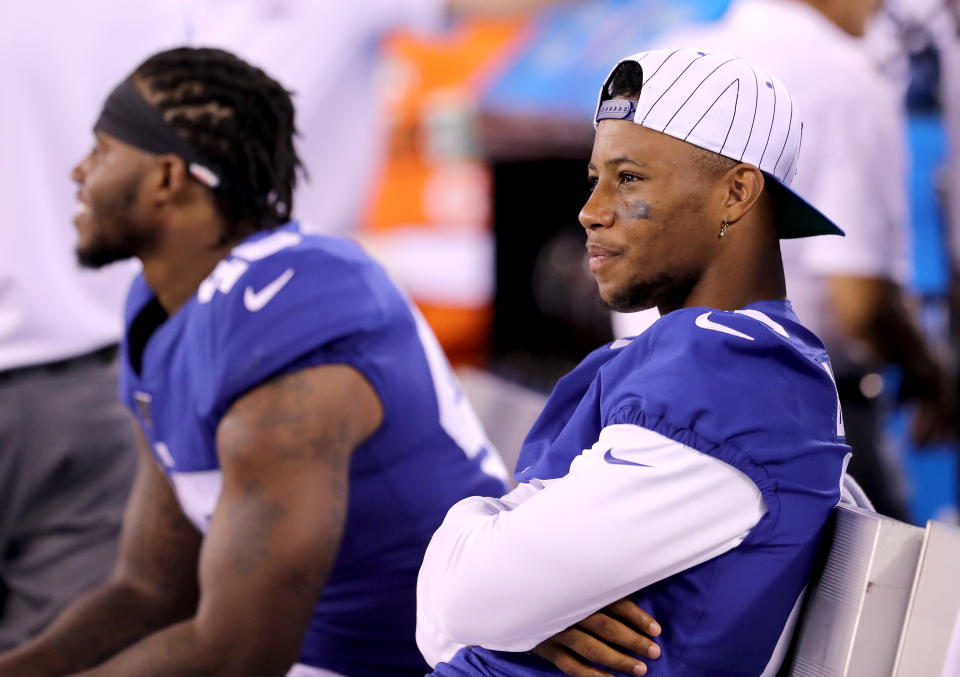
435, 301, 850, 676
118, 222, 507, 676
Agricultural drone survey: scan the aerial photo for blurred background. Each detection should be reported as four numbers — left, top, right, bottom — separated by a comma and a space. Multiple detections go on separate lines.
1, 0, 958, 642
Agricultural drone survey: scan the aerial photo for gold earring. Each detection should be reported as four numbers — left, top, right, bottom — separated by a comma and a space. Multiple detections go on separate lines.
719, 218, 730, 239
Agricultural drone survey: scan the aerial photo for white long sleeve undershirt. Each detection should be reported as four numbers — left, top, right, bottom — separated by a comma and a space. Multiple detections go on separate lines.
416, 423, 768, 667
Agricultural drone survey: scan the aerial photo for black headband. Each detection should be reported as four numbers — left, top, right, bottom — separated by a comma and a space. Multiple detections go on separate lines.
94, 80, 225, 190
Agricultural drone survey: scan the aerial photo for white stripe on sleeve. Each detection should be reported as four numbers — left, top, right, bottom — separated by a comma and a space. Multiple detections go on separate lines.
416, 423, 767, 660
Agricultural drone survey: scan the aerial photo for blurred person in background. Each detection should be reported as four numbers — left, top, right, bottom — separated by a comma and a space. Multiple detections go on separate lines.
654, 0, 955, 521
943, 0, 960, 510
887, 0, 960, 512
0, 2, 185, 648
947, 1, 960, 291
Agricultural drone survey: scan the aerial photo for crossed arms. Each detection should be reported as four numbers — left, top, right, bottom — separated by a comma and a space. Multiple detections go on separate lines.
417, 423, 767, 665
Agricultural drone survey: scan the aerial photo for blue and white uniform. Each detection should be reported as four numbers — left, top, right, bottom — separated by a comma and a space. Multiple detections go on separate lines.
118, 222, 508, 677
417, 301, 851, 676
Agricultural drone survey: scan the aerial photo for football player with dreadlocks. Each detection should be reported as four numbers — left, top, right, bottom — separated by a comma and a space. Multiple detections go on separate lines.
0, 46, 509, 677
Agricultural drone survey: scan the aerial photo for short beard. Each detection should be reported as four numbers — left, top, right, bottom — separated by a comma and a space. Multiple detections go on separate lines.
602, 270, 698, 314
76, 228, 142, 268
76, 180, 152, 269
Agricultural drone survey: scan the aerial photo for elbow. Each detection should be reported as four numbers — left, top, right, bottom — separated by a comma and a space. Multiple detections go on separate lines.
419, 532, 506, 648
418, 502, 544, 652
427, 584, 481, 643
429, 594, 495, 648
420, 562, 472, 643
421, 570, 538, 652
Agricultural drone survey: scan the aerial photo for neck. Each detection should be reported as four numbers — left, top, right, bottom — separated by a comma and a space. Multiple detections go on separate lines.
140, 216, 240, 314
660, 218, 786, 315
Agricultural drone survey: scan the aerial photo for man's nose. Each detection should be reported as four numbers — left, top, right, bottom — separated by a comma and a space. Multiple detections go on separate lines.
71, 152, 92, 184
579, 187, 615, 230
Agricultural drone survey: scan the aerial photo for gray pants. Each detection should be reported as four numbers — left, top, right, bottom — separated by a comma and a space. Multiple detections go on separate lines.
0, 348, 137, 649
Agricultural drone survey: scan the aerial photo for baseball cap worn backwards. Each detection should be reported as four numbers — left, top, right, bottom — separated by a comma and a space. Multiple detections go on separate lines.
594, 48, 844, 239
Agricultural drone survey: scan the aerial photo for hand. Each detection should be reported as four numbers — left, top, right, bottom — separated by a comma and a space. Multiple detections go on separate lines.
531, 599, 661, 677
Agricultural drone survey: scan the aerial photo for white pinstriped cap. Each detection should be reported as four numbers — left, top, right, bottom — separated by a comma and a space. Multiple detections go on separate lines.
594, 48, 843, 239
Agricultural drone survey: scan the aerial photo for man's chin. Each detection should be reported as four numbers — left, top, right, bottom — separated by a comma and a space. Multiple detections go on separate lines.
75, 245, 135, 269
600, 272, 685, 313
600, 284, 658, 314
603, 298, 656, 314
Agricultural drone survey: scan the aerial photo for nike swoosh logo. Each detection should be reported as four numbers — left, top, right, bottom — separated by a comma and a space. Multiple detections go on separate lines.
244, 268, 295, 312
603, 449, 652, 468
694, 312, 754, 341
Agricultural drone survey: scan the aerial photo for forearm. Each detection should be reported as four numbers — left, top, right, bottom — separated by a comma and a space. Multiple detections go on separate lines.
0, 579, 188, 677
72, 617, 281, 677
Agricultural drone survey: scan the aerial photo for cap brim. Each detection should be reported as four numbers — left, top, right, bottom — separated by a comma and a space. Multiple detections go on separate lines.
763, 172, 845, 239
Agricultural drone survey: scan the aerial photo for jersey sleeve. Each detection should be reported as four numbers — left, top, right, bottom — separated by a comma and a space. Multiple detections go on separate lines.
598, 309, 839, 504
416, 423, 766, 657
192, 250, 387, 425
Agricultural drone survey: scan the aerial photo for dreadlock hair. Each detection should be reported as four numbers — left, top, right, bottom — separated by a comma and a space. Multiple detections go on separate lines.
603, 60, 736, 177
133, 47, 301, 241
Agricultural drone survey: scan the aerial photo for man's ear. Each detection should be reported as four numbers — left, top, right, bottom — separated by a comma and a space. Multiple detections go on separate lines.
148, 154, 188, 205
723, 164, 765, 223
